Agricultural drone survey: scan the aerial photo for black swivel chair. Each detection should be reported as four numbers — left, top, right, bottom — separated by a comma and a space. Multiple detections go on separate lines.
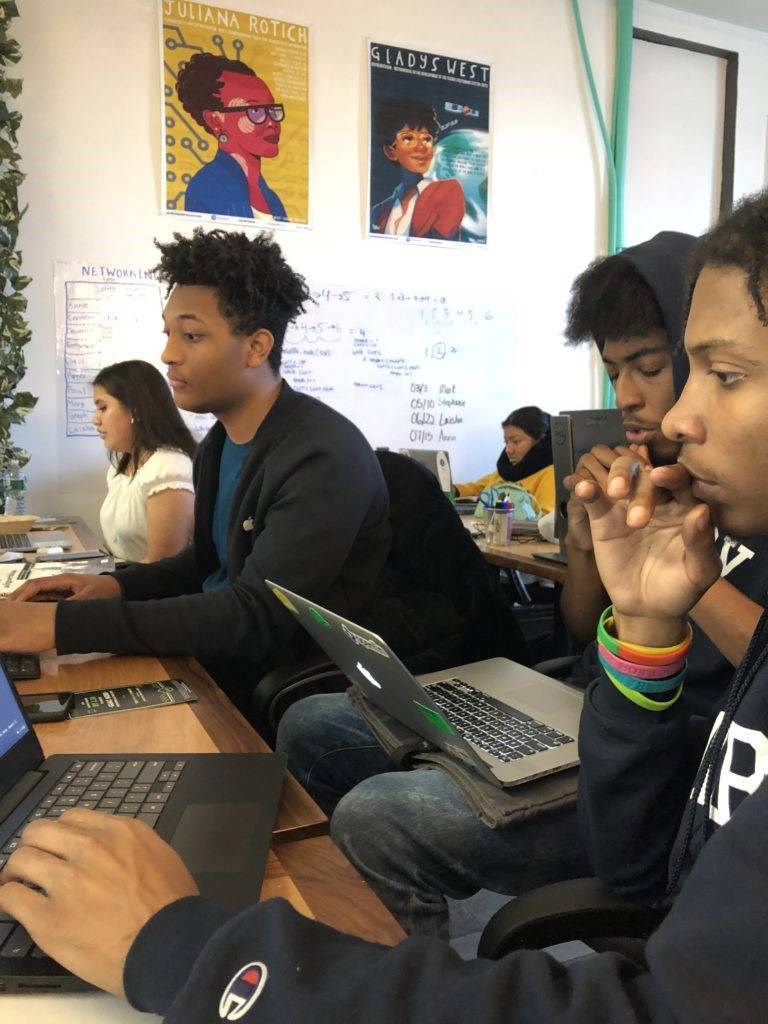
477, 876, 667, 967
251, 451, 530, 742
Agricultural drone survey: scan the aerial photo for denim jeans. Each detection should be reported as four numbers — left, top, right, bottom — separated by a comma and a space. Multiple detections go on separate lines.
276, 693, 590, 938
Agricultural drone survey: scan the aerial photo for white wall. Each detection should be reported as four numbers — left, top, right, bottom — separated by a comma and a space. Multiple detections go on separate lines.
10, 0, 768, 530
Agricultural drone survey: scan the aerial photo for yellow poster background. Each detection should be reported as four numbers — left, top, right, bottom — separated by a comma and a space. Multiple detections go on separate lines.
162, 1, 309, 225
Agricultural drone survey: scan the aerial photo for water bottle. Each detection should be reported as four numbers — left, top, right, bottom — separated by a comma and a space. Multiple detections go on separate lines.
4, 461, 27, 515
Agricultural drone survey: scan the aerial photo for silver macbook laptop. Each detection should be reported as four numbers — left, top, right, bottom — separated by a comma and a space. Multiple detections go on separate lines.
267, 580, 582, 788
0, 531, 72, 553
398, 449, 453, 497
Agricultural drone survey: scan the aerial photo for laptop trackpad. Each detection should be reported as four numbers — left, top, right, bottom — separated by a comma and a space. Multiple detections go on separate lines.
170, 804, 257, 875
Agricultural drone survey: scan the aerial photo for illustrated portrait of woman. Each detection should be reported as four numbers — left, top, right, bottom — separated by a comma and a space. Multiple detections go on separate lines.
370, 98, 465, 241
176, 51, 288, 222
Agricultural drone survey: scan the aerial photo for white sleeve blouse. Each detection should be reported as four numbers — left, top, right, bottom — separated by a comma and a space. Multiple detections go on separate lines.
99, 447, 194, 562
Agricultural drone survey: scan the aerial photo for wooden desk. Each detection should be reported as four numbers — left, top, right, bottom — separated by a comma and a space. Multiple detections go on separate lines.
476, 537, 567, 585
21, 652, 327, 842
459, 513, 566, 585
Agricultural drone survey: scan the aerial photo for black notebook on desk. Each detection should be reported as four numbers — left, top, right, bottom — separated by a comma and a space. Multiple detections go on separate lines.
0, 659, 285, 994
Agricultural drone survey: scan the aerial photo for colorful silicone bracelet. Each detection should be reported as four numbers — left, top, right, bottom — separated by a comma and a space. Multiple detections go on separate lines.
599, 605, 693, 654
598, 606, 692, 665
598, 643, 686, 680
604, 668, 683, 711
598, 653, 687, 693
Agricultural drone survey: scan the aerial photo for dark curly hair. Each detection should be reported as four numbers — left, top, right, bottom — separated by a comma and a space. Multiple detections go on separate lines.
374, 98, 440, 149
564, 254, 665, 351
687, 189, 768, 324
501, 406, 550, 439
93, 360, 196, 475
176, 52, 257, 131
153, 228, 311, 372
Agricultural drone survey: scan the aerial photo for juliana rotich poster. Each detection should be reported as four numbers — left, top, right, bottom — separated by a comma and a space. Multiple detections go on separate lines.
368, 41, 491, 247
161, 1, 309, 227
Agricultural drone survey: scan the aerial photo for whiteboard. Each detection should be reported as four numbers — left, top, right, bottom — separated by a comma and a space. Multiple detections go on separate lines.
282, 284, 521, 481
53, 262, 588, 523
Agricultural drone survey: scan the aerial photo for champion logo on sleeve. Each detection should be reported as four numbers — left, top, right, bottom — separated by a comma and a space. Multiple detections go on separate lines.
219, 961, 268, 1020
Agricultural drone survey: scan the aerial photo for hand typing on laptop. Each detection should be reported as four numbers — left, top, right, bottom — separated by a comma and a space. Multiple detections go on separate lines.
9, 572, 121, 604
0, 809, 198, 996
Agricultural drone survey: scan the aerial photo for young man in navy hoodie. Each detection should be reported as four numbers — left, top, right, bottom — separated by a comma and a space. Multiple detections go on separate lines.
561, 232, 768, 714
5, 194, 768, 1020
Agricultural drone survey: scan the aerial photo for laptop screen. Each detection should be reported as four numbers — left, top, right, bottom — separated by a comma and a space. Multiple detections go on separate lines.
0, 661, 29, 759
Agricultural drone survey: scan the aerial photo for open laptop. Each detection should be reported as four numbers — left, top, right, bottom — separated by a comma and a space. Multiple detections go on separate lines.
536, 408, 625, 565
398, 449, 453, 498
267, 580, 582, 789
0, 531, 72, 553
0, 662, 285, 994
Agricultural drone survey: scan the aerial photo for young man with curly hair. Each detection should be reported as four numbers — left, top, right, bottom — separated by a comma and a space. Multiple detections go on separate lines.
3, 229, 392, 710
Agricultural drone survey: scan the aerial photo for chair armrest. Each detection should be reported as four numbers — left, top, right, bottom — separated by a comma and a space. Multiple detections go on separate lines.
532, 655, 580, 679
260, 657, 337, 689
267, 667, 349, 734
250, 656, 339, 739
477, 877, 667, 960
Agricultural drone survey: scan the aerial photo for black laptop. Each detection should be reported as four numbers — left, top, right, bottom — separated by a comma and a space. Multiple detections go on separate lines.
0, 662, 285, 994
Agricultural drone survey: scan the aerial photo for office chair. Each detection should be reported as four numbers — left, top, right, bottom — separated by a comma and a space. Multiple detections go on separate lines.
251, 451, 530, 742
477, 876, 668, 967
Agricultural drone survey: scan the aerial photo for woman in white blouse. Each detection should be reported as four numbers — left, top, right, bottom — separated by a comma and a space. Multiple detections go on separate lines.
92, 360, 197, 563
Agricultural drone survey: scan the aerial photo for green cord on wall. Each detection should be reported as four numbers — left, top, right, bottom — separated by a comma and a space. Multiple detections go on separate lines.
571, 0, 634, 407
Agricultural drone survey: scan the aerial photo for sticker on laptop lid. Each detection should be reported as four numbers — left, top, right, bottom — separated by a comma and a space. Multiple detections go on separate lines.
413, 700, 455, 734
270, 586, 299, 615
341, 622, 389, 657
356, 662, 382, 689
309, 606, 332, 628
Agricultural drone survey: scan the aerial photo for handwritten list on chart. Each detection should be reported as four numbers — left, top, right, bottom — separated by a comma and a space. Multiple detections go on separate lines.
282, 286, 498, 450
58, 266, 164, 437
55, 263, 213, 440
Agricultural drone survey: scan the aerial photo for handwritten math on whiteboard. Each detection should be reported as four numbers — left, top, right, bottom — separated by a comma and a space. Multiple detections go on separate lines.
54, 266, 521, 481
283, 286, 505, 463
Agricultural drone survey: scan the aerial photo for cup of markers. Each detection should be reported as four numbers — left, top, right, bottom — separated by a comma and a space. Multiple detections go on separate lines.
486, 500, 515, 546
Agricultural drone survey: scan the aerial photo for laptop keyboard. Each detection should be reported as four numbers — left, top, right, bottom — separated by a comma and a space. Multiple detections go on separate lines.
426, 678, 573, 763
0, 533, 30, 550
2, 653, 41, 681
0, 758, 186, 960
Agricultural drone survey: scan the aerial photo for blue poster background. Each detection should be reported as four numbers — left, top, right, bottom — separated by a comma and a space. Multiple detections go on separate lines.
368, 41, 491, 246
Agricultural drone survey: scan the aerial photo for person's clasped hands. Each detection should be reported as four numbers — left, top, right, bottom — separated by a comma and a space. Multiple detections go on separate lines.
564, 443, 722, 641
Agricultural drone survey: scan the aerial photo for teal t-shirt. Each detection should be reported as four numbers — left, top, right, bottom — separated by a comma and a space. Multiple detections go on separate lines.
202, 436, 252, 592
